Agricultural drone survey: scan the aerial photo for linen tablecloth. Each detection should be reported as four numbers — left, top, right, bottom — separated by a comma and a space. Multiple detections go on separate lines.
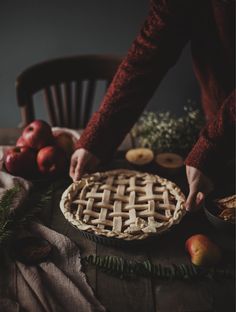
0, 167, 105, 312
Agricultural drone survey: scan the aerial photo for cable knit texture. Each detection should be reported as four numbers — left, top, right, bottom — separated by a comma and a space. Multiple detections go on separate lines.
185, 91, 235, 180
76, 0, 235, 181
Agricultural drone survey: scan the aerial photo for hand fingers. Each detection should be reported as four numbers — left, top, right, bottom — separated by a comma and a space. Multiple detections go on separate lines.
69, 156, 77, 179
185, 190, 198, 212
196, 192, 205, 206
69, 148, 100, 181
185, 191, 205, 212
73, 158, 86, 181
69, 155, 85, 181
69, 149, 87, 181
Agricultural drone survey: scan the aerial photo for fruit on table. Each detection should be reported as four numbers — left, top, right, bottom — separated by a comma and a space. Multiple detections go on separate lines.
21, 120, 54, 150
4, 146, 37, 178
16, 136, 27, 147
37, 146, 68, 176
4, 120, 73, 179
53, 132, 75, 157
125, 148, 154, 165
155, 152, 184, 174
185, 234, 221, 266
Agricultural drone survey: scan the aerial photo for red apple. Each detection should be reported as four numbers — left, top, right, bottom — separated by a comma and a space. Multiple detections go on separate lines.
37, 146, 68, 176
16, 136, 27, 147
22, 120, 54, 150
4, 146, 38, 178
53, 132, 75, 157
185, 234, 221, 266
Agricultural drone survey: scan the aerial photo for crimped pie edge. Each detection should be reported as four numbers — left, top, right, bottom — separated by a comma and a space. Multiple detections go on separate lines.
60, 169, 186, 240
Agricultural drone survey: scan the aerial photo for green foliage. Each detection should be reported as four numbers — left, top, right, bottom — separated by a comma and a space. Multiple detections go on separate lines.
0, 184, 52, 248
83, 255, 235, 280
131, 104, 205, 156
0, 186, 20, 246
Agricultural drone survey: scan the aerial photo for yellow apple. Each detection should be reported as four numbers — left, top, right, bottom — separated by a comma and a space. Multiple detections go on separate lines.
185, 234, 221, 266
54, 132, 75, 157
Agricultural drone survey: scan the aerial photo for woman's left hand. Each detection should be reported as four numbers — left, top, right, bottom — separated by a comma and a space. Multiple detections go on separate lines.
185, 165, 213, 212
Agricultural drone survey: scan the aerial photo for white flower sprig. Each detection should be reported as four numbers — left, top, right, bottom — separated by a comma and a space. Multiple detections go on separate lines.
131, 103, 205, 156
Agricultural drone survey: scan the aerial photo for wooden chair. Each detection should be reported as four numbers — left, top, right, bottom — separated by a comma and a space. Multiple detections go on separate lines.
16, 54, 122, 128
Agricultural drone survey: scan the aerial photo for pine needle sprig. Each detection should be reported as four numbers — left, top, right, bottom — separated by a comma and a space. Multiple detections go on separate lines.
0, 186, 20, 224
0, 184, 53, 248
82, 255, 235, 280
22, 186, 53, 218
0, 185, 21, 244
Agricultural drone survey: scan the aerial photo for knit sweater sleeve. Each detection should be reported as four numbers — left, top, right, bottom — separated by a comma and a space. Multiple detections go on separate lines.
76, 0, 190, 162
185, 90, 235, 181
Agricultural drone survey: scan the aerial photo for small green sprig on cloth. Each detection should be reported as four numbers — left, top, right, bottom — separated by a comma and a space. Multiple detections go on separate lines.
0, 184, 52, 248
131, 104, 205, 156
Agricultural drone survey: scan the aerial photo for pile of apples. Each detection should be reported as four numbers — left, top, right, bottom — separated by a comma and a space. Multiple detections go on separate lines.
4, 120, 76, 179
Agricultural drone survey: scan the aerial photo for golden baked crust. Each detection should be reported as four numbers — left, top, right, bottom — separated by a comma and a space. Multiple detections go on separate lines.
215, 194, 236, 210
60, 169, 186, 240
215, 194, 236, 223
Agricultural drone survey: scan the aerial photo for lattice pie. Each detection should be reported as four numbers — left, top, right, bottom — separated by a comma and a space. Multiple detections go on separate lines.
60, 170, 186, 240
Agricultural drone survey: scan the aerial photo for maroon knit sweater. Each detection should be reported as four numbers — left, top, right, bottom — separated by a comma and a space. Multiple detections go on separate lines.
77, 0, 235, 181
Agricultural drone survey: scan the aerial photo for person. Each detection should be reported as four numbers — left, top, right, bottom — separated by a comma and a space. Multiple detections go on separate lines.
70, 0, 235, 211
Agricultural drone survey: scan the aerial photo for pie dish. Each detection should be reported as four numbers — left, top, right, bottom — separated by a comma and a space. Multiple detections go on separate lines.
60, 169, 186, 241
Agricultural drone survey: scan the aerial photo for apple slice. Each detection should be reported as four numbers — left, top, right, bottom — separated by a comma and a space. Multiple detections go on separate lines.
155, 152, 184, 174
125, 148, 154, 165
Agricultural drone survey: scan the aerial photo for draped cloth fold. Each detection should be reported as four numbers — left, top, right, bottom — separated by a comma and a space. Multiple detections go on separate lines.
0, 169, 105, 312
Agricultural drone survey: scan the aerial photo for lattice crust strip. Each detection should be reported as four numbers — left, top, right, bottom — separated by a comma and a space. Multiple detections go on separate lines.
60, 169, 186, 240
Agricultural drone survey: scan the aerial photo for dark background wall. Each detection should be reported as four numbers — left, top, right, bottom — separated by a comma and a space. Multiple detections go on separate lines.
0, 0, 200, 127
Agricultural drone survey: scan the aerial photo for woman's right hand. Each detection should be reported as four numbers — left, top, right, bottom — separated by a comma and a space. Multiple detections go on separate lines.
69, 148, 100, 181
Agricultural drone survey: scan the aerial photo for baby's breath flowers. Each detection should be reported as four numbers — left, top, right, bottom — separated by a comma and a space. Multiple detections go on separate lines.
131, 104, 205, 156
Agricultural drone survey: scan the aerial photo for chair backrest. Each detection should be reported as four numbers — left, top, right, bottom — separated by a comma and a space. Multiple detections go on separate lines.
16, 54, 122, 128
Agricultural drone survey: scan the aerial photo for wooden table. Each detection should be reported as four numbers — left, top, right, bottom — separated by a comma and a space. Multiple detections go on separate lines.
0, 128, 235, 312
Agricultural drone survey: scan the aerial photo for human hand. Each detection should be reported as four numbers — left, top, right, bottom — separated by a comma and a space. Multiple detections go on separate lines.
185, 165, 213, 212
69, 148, 100, 181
